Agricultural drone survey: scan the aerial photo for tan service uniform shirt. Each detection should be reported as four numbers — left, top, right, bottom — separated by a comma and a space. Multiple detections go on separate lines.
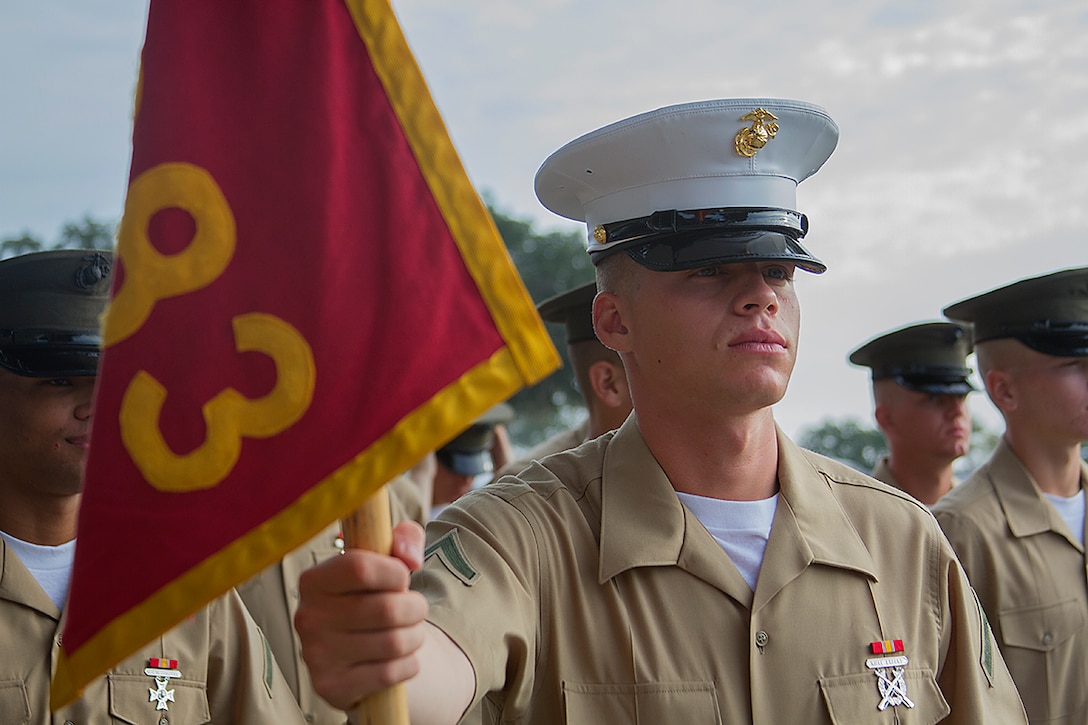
0, 538, 306, 724
933, 439, 1088, 723
417, 416, 1026, 724
238, 475, 425, 725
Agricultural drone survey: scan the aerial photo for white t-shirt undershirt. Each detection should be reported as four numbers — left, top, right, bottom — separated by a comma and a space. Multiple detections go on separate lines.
675, 491, 779, 591
0, 531, 75, 608
1043, 489, 1085, 547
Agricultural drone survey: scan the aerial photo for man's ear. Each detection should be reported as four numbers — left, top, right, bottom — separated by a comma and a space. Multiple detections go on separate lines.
873, 403, 894, 433
593, 292, 630, 353
588, 360, 629, 407
985, 369, 1016, 414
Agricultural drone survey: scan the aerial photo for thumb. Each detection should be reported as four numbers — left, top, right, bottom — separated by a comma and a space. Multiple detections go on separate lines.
391, 520, 426, 571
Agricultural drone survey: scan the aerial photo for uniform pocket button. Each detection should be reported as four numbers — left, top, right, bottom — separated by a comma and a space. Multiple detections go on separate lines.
1042, 632, 1054, 646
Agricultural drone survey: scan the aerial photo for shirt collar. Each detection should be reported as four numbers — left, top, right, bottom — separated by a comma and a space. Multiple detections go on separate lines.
991, 438, 1088, 549
597, 417, 878, 589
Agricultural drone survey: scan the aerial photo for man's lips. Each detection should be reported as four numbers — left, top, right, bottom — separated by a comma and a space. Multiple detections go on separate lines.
65, 435, 90, 449
729, 329, 788, 350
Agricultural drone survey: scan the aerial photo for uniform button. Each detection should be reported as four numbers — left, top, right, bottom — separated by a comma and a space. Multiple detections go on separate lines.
755, 630, 769, 647
1042, 633, 1054, 646
56, 634, 63, 647
64, 721, 75, 725
159, 717, 169, 725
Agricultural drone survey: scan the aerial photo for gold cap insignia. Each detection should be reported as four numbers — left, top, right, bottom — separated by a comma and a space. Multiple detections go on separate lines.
592, 225, 608, 243
734, 108, 779, 158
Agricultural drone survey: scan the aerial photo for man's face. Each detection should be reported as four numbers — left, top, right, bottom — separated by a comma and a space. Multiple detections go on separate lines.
431, 461, 477, 507
885, 388, 972, 463
0, 368, 96, 499
606, 260, 801, 417
1002, 351, 1088, 446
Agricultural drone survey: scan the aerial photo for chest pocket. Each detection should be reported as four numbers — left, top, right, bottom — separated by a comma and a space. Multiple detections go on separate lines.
819, 668, 949, 725
1000, 598, 1084, 653
0, 681, 30, 724
999, 598, 1087, 718
108, 674, 211, 724
563, 681, 720, 724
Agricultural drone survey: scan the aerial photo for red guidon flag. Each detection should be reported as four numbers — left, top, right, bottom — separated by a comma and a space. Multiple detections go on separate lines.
52, 0, 559, 706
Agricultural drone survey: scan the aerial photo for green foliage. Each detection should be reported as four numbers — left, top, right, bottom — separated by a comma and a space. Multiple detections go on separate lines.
1, 215, 115, 260
488, 202, 594, 448
796, 417, 887, 473
0, 233, 44, 257
58, 215, 116, 250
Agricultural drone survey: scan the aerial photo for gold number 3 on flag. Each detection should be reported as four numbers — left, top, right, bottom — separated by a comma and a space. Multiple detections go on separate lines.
108, 162, 316, 493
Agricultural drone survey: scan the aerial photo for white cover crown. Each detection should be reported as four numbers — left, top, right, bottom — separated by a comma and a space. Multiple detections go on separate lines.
534, 98, 838, 256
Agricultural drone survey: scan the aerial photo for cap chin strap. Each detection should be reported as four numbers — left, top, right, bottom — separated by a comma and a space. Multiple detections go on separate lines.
595, 207, 807, 248
588, 207, 825, 273
1014, 332, 1088, 357
977, 320, 1088, 357
0, 328, 102, 377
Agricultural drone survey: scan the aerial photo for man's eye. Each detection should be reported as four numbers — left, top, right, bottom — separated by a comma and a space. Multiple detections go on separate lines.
764, 266, 793, 281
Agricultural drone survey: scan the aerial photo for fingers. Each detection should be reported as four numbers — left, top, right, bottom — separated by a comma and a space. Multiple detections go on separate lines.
300, 609, 426, 711
295, 547, 431, 710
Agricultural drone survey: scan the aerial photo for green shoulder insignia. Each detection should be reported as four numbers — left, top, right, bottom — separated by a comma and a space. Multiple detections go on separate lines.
261, 629, 275, 696
972, 588, 995, 685
425, 529, 480, 586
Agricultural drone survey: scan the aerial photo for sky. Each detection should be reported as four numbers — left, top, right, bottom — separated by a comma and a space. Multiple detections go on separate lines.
2, 0, 1085, 441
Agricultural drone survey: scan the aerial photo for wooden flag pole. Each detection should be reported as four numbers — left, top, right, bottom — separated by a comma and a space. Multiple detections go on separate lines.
341, 484, 411, 725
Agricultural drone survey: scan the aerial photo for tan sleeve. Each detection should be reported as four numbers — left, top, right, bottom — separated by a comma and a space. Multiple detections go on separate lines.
936, 548, 1027, 723
205, 588, 308, 724
413, 493, 542, 719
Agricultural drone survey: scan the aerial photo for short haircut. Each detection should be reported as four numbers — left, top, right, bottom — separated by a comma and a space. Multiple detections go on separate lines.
594, 253, 637, 295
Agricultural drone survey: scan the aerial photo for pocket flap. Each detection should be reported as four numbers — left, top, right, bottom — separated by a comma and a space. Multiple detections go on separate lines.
1000, 598, 1085, 652
109, 673, 211, 724
820, 668, 950, 725
0, 681, 30, 724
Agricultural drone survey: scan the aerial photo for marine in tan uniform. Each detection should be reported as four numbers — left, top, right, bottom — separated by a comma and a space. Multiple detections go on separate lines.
295, 99, 1026, 723
0, 250, 306, 724
493, 281, 632, 480
933, 267, 1088, 723
238, 476, 425, 725
849, 322, 976, 506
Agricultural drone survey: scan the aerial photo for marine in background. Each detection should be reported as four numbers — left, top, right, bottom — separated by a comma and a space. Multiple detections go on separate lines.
934, 267, 1088, 723
0, 250, 306, 724
494, 281, 632, 480
849, 321, 975, 506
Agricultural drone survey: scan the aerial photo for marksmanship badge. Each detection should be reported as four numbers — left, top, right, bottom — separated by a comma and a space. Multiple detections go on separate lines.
866, 640, 914, 711
145, 658, 181, 711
